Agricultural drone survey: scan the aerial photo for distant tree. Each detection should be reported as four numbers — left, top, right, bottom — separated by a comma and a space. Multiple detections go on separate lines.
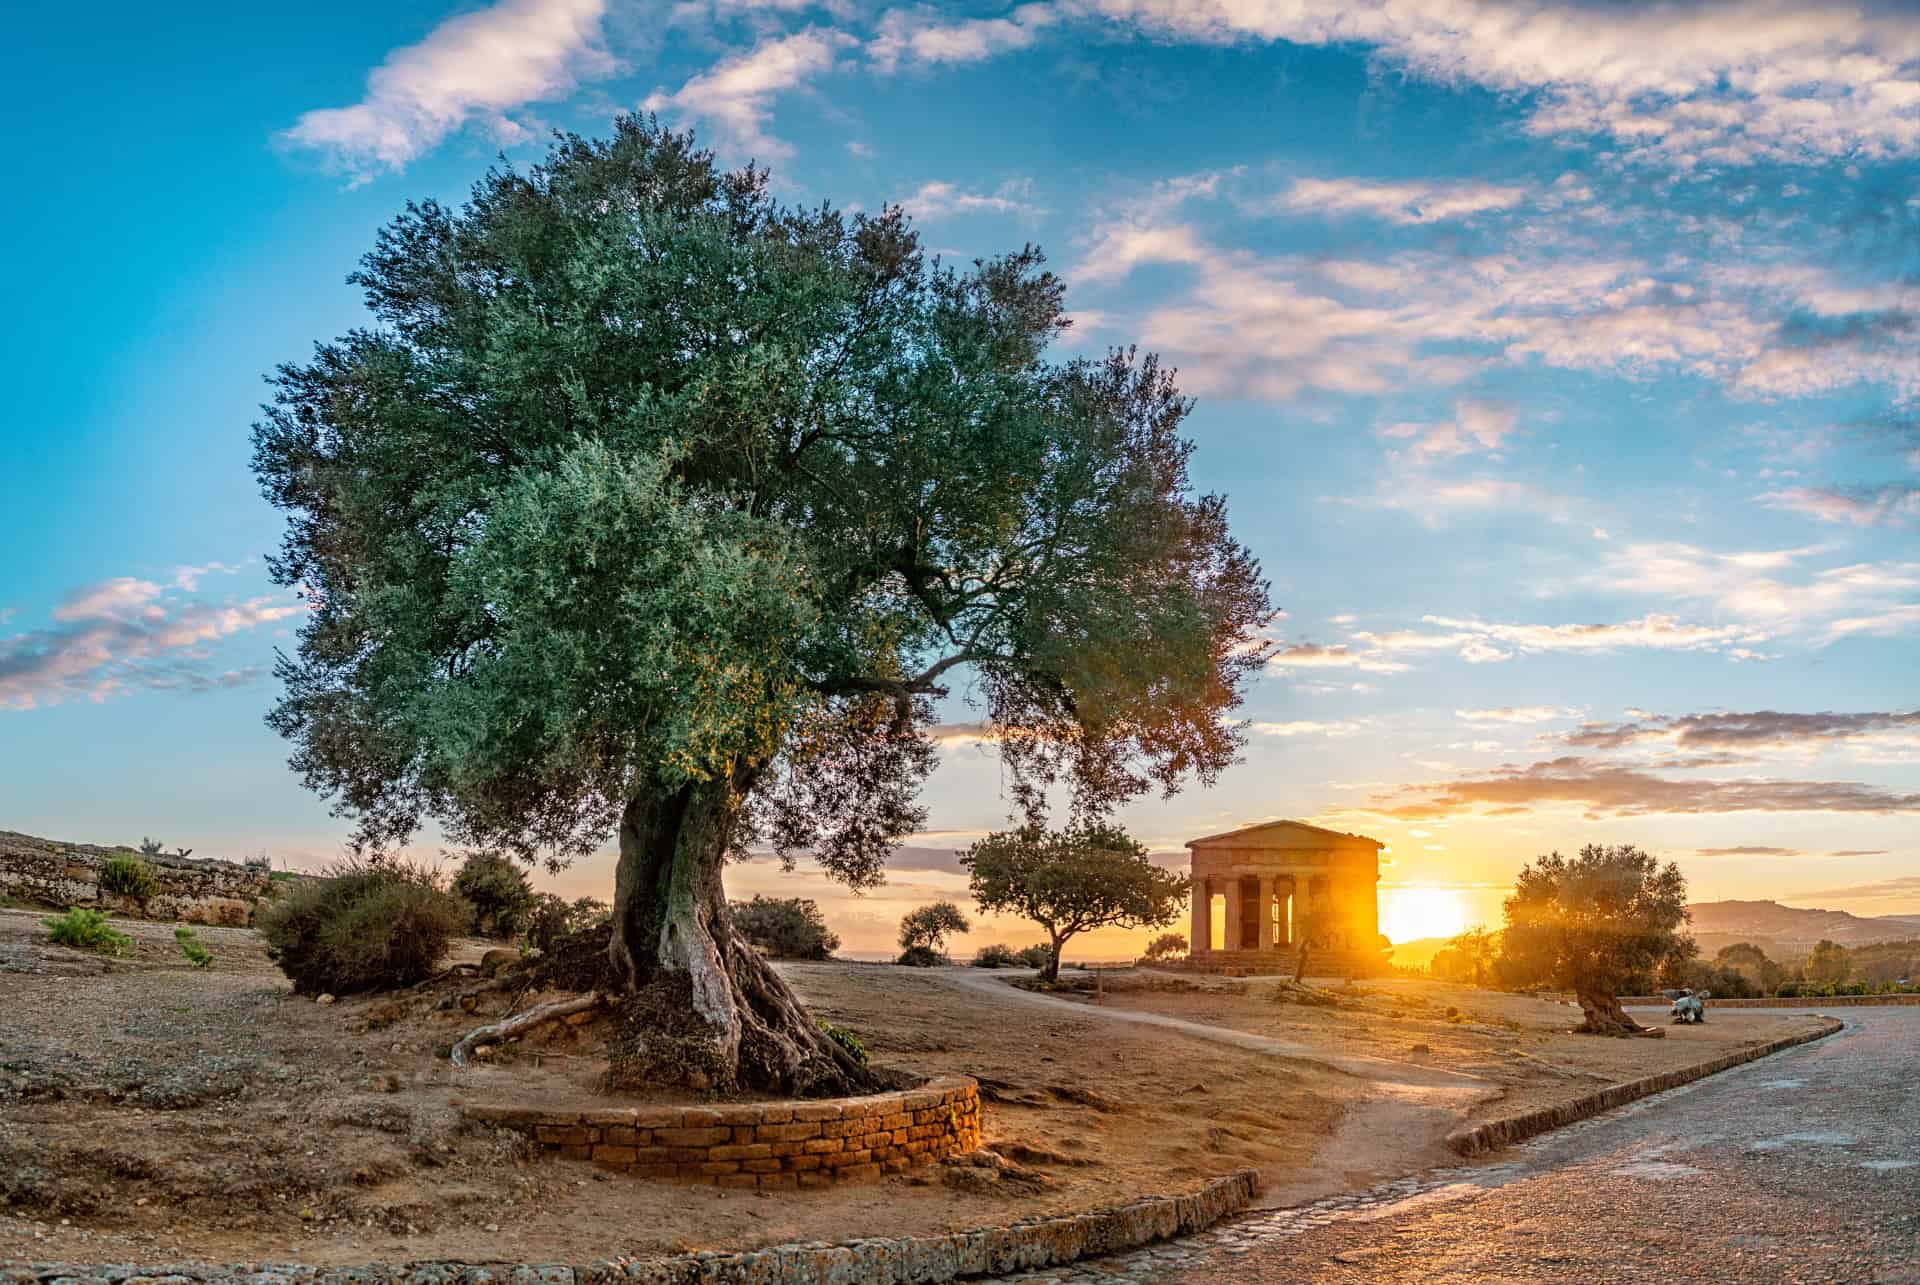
139, 837, 164, 857
1142, 932, 1188, 962
451, 851, 536, 939
1429, 927, 1501, 988
249, 119, 1273, 1095
1804, 939, 1851, 986
1715, 941, 1786, 994
964, 824, 1188, 981
1499, 844, 1693, 1036
1291, 907, 1328, 984
731, 896, 840, 960
898, 901, 970, 964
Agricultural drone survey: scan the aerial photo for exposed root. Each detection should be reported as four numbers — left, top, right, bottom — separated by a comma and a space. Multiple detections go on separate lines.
450, 992, 608, 1068
1575, 989, 1664, 1038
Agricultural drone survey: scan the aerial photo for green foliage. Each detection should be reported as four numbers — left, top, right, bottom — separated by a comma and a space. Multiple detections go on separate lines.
898, 901, 971, 957
1428, 928, 1502, 987
99, 856, 157, 904
816, 1021, 868, 1066
451, 851, 536, 939
963, 823, 1188, 981
1015, 943, 1052, 969
1804, 939, 1851, 986
1499, 844, 1692, 999
1141, 932, 1188, 962
896, 944, 947, 968
254, 858, 469, 995
972, 943, 1020, 968
250, 116, 1273, 896
175, 925, 215, 969
730, 896, 840, 959
525, 894, 612, 955
138, 837, 164, 856
45, 908, 131, 956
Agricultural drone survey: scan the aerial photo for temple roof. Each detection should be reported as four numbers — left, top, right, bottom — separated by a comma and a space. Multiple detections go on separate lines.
1185, 819, 1384, 850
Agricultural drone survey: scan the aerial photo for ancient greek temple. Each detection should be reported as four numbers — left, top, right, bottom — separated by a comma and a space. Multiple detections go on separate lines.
1185, 820, 1384, 973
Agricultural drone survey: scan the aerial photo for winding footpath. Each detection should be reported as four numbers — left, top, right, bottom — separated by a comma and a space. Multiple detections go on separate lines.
979, 1005, 1920, 1284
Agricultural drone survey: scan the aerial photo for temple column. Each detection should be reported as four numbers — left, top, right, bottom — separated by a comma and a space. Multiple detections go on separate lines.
1276, 876, 1295, 946
1223, 877, 1244, 952
1189, 876, 1209, 955
1257, 876, 1275, 950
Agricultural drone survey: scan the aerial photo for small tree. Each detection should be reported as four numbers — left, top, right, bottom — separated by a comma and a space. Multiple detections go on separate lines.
1429, 927, 1501, 988
1715, 941, 1786, 995
1291, 907, 1327, 984
732, 896, 840, 960
898, 901, 970, 964
964, 824, 1188, 982
1500, 844, 1691, 1036
1804, 939, 1851, 986
451, 852, 536, 939
1142, 932, 1187, 962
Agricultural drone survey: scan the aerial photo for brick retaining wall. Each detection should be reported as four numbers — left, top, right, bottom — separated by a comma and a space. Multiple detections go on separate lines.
462, 1075, 981, 1188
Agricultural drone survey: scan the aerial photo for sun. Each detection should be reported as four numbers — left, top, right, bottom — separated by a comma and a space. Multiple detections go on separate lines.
1379, 886, 1471, 944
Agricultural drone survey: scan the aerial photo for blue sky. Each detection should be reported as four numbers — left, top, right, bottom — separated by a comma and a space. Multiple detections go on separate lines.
5, 0, 1919, 954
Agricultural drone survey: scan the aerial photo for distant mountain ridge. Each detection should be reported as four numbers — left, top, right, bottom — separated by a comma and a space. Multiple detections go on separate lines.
1686, 899, 1920, 955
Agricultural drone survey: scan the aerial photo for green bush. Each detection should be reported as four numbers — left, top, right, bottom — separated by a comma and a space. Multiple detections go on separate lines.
255, 858, 469, 995
99, 856, 157, 904
1015, 944, 1052, 969
972, 944, 1020, 968
451, 852, 535, 939
818, 1021, 868, 1066
525, 893, 611, 955
897, 944, 947, 967
731, 895, 840, 959
45, 908, 132, 956
175, 925, 214, 969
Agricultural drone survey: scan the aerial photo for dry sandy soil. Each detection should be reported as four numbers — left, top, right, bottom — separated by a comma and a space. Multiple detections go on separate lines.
0, 908, 1816, 1269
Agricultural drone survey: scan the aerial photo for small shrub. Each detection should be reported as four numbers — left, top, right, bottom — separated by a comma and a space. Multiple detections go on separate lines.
731, 896, 840, 959
818, 1021, 868, 1066
897, 944, 946, 967
255, 858, 469, 995
175, 925, 214, 969
1142, 932, 1188, 962
45, 908, 132, 956
1015, 944, 1052, 969
525, 894, 611, 955
973, 943, 1020, 968
99, 856, 157, 904
451, 852, 535, 939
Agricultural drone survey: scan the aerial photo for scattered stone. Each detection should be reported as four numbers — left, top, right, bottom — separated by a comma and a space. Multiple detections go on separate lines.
315, 994, 336, 1006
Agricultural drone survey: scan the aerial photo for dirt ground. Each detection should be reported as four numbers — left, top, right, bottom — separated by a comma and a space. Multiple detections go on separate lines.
0, 909, 1816, 1269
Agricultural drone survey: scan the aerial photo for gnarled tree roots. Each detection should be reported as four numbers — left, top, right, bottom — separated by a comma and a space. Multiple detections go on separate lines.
450, 992, 610, 1067
1575, 989, 1665, 1038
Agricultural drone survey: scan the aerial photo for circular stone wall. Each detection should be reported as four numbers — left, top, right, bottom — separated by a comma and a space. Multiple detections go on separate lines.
461, 1074, 980, 1188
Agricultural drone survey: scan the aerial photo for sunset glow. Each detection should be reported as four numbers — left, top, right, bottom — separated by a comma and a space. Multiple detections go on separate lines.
1379, 887, 1474, 946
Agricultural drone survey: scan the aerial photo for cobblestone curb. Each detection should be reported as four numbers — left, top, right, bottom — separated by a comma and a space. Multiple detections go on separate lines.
0, 1167, 1259, 1285
1619, 993, 1920, 1008
462, 1075, 980, 1187
1444, 1015, 1844, 1157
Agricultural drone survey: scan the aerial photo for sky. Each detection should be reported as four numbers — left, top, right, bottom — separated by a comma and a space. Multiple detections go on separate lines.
4, 0, 1919, 959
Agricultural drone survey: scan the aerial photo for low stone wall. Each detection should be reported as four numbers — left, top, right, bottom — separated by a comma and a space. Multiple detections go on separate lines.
1445, 1016, 1843, 1157
463, 1075, 982, 1188
0, 829, 271, 926
1622, 993, 1920, 1008
4, 1168, 1261, 1284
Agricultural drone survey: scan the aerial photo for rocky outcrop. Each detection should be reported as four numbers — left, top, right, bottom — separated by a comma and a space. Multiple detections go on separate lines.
0, 830, 274, 926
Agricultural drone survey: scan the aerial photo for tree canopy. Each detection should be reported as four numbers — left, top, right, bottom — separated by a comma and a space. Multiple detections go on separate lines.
898, 901, 971, 960
251, 118, 1273, 1093
963, 823, 1188, 980
1500, 844, 1693, 1035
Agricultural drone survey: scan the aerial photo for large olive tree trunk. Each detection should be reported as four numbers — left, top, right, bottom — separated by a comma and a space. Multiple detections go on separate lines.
605, 780, 879, 1095
1575, 988, 1663, 1038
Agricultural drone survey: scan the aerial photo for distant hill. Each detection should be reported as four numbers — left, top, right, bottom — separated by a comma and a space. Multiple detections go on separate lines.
1386, 936, 1452, 971
1687, 899, 1920, 958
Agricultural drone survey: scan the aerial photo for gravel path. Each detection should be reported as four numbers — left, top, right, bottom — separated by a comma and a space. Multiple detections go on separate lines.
980, 1005, 1920, 1284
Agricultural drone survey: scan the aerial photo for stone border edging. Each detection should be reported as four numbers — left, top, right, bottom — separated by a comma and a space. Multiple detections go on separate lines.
1444, 1015, 1843, 1158
462, 1075, 980, 1187
1620, 994, 1920, 1008
1, 1168, 1261, 1285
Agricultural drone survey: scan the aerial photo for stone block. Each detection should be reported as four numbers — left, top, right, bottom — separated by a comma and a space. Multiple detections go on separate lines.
603, 1127, 647, 1147
654, 1127, 731, 1148
790, 1102, 844, 1122
800, 1137, 843, 1155
591, 1146, 639, 1165
708, 1143, 773, 1162
535, 1126, 591, 1146
756, 1122, 820, 1143
838, 1163, 882, 1183
715, 1174, 758, 1189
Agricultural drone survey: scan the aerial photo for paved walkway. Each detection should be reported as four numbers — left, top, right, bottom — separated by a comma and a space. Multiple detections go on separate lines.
979, 1006, 1920, 1284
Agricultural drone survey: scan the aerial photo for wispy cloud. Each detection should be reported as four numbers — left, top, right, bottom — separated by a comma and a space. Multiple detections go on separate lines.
643, 28, 855, 160
1277, 176, 1530, 224
281, 0, 614, 180
1760, 484, 1920, 527
897, 177, 1045, 220
1, 571, 303, 711
869, 3, 1058, 72
1356, 614, 1767, 665
1266, 642, 1409, 674
1565, 709, 1920, 753
1593, 541, 1920, 641
1456, 706, 1582, 725
1249, 719, 1367, 737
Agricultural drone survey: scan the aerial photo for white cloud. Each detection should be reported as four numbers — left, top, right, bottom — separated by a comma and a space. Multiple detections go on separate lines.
282, 0, 614, 179
1380, 398, 1518, 461
1760, 484, 1920, 527
869, 3, 1058, 72
898, 178, 1046, 220
1354, 613, 1768, 665
642, 28, 856, 160
1266, 643, 1409, 674
1456, 705, 1582, 724
1278, 176, 1530, 224
1593, 540, 1920, 637
1249, 719, 1367, 736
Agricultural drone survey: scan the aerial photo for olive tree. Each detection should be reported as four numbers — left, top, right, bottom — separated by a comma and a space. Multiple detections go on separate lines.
252, 119, 1272, 1096
898, 901, 970, 963
963, 824, 1188, 981
1499, 844, 1692, 1036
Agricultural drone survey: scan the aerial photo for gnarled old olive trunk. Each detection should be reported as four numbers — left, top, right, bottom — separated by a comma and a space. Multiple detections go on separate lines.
1575, 988, 1661, 1038
606, 780, 879, 1095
